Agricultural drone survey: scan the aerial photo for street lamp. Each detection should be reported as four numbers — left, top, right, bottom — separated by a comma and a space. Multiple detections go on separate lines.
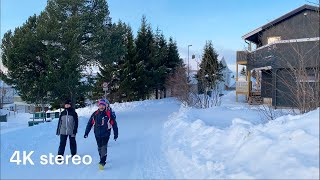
188, 44, 192, 79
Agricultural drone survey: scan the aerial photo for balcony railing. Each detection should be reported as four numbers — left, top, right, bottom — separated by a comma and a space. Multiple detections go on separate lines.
236, 51, 248, 65
236, 81, 250, 93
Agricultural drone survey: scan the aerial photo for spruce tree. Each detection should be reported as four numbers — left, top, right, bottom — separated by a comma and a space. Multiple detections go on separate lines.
120, 26, 137, 101
167, 37, 182, 74
164, 37, 182, 97
94, 21, 128, 102
196, 41, 224, 94
153, 28, 168, 99
134, 16, 155, 100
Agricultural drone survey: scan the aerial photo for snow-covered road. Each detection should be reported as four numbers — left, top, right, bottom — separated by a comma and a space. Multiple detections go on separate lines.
1, 93, 319, 179
0, 99, 180, 179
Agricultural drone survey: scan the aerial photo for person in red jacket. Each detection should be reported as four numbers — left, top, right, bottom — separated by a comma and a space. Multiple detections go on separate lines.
84, 99, 118, 169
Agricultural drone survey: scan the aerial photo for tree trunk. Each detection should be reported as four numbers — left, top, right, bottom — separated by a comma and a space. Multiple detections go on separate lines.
155, 88, 159, 99
33, 105, 35, 124
41, 100, 46, 122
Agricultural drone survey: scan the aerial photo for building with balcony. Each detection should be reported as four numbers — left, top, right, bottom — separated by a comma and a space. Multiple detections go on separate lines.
236, 4, 319, 107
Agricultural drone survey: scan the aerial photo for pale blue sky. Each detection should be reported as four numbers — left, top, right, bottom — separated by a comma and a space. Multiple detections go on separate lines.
1, 0, 312, 71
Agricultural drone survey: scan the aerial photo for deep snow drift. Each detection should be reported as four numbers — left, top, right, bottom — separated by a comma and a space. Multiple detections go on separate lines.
164, 106, 319, 179
1, 91, 319, 179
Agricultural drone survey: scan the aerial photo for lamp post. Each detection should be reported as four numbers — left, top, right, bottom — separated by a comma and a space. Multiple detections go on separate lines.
188, 44, 192, 79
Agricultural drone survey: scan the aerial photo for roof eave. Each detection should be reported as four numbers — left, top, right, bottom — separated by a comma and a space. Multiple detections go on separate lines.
242, 27, 262, 40
241, 4, 319, 42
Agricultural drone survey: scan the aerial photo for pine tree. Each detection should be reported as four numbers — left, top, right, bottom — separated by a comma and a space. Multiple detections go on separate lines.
39, 0, 111, 106
196, 41, 224, 94
120, 25, 137, 101
153, 28, 168, 99
134, 16, 155, 100
167, 37, 182, 74
165, 37, 182, 97
94, 21, 128, 102
1, 0, 185, 106
1, 15, 50, 112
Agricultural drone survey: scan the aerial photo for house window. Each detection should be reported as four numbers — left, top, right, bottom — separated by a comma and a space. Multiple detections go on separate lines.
267, 36, 281, 44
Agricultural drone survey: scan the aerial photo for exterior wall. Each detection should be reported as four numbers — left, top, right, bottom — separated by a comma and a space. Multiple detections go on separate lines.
271, 41, 319, 69
271, 68, 319, 107
241, 6, 319, 107
272, 69, 296, 107
259, 9, 319, 47
248, 40, 319, 70
261, 70, 272, 98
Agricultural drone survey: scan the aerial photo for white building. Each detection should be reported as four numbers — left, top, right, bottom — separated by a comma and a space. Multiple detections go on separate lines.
0, 80, 34, 113
186, 57, 233, 95
217, 57, 233, 92
0, 80, 15, 106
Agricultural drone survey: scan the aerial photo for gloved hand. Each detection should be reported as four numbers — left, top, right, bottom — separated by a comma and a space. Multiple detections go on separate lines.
114, 135, 118, 141
84, 134, 88, 138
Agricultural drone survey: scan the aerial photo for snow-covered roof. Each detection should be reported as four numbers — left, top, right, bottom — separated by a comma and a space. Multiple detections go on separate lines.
220, 57, 232, 73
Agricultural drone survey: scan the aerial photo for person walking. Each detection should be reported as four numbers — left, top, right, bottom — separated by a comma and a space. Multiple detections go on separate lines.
56, 99, 78, 157
84, 99, 118, 170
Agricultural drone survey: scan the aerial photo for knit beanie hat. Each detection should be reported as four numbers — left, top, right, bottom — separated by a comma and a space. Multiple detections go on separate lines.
98, 99, 107, 106
64, 99, 72, 105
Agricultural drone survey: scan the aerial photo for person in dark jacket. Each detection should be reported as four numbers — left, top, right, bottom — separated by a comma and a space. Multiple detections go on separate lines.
56, 99, 78, 156
84, 99, 118, 169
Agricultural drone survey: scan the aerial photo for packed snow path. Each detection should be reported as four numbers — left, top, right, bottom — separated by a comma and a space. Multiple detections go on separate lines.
1, 94, 319, 179
1, 99, 181, 179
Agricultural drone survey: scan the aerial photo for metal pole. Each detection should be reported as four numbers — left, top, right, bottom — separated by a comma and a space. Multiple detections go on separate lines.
187, 45, 192, 79
188, 46, 189, 78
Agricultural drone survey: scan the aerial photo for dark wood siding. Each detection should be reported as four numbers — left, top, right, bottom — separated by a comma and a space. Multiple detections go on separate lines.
271, 68, 319, 107
247, 48, 274, 70
236, 51, 248, 63
272, 69, 296, 107
242, 6, 319, 108
261, 70, 272, 98
260, 9, 319, 46
248, 40, 319, 70
272, 41, 319, 69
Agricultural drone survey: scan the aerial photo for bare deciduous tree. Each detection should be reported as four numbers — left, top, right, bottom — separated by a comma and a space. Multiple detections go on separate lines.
165, 65, 191, 106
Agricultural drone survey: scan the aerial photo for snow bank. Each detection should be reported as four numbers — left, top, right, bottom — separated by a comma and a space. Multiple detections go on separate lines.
76, 98, 177, 118
0, 110, 33, 134
163, 106, 319, 179
221, 90, 247, 104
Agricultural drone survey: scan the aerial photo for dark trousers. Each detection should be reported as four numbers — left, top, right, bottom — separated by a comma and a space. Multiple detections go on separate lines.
95, 136, 110, 165
58, 135, 77, 156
